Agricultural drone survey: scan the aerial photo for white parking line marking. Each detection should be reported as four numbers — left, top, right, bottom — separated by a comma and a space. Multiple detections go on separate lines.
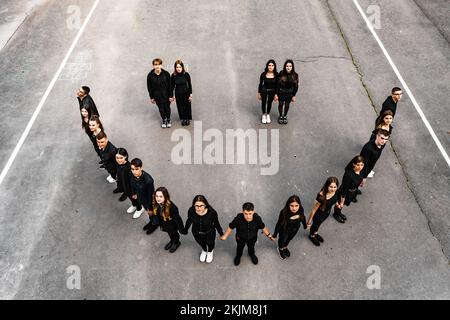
353, 0, 450, 168
0, 0, 100, 186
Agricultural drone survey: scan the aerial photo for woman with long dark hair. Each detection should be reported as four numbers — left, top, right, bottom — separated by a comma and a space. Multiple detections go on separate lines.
272, 195, 306, 260
149, 187, 184, 253
370, 109, 394, 141
275, 59, 299, 125
80, 107, 93, 136
181, 195, 224, 263
257, 59, 278, 124
333, 156, 365, 223
171, 60, 193, 126
88, 115, 104, 159
114, 148, 140, 215
306, 177, 340, 246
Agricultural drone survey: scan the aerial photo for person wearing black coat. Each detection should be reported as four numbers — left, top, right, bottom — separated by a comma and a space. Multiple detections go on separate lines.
114, 149, 140, 216
77, 86, 99, 117
360, 129, 390, 180
181, 195, 224, 263
130, 158, 155, 220
147, 58, 174, 128
272, 195, 306, 259
146, 187, 184, 253
96, 131, 117, 184
171, 60, 193, 126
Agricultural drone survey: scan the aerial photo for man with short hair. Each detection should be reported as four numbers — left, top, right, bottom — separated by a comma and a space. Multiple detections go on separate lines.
147, 58, 174, 128
360, 128, 390, 180
96, 132, 117, 183
221, 202, 274, 266
130, 158, 155, 220
77, 86, 99, 116
380, 87, 402, 117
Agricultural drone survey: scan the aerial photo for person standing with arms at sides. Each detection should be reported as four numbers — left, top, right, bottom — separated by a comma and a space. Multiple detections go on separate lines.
257, 59, 278, 124
274, 59, 299, 125
114, 148, 140, 215
333, 156, 365, 223
130, 158, 154, 219
272, 195, 306, 260
171, 60, 193, 126
370, 110, 394, 141
147, 58, 174, 128
80, 107, 93, 137
379, 87, 402, 119
360, 129, 390, 180
76, 86, 99, 117
181, 195, 224, 263
221, 202, 275, 266
306, 177, 340, 246
88, 115, 104, 160
96, 132, 117, 184
147, 187, 184, 253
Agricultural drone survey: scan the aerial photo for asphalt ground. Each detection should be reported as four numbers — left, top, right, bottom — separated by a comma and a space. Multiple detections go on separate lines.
0, 0, 449, 299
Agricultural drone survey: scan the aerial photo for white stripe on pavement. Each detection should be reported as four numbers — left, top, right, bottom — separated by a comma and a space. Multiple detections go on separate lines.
0, 0, 100, 186
353, 0, 450, 168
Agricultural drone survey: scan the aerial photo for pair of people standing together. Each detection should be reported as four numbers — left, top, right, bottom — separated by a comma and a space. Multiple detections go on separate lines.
147, 58, 193, 128
258, 59, 299, 125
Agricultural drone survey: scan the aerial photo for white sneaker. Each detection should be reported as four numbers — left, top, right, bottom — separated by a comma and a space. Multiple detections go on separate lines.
368, 170, 375, 178
266, 114, 271, 123
106, 175, 116, 183
262, 114, 267, 124
133, 207, 145, 219
127, 206, 137, 214
161, 120, 167, 128
206, 251, 214, 263
166, 120, 172, 128
200, 250, 207, 263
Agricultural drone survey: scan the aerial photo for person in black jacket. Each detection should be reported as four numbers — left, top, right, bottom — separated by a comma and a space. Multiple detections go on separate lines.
130, 158, 155, 220
96, 131, 117, 184
77, 86, 99, 117
306, 177, 340, 247
360, 129, 390, 180
221, 202, 275, 266
147, 58, 174, 128
380, 87, 402, 117
275, 59, 299, 125
181, 195, 224, 263
147, 187, 184, 253
333, 156, 365, 223
171, 60, 193, 126
257, 59, 278, 124
272, 195, 306, 260
114, 149, 140, 215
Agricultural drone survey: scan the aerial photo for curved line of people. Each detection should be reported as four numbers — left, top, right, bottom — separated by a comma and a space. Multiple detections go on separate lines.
76, 60, 403, 265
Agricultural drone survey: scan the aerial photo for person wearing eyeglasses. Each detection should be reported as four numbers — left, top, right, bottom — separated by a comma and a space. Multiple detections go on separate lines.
380, 87, 402, 117
181, 195, 224, 263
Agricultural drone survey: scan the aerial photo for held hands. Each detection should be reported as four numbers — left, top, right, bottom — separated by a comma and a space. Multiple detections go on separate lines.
189, 94, 193, 102
132, 195, 137, 200
220, 235, 227, 241
274, 94, 279, 101
169, 97, 174, 103
291, 96, 296, 103
150, 99, 156, 104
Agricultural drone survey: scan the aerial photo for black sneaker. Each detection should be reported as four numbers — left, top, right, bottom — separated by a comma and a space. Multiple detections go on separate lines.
284, 248, 291, 257
333, 213, 345, 223
352, 197, 358, 203
249, 254, 259, 265
164, 241, 173, 250
186, 120, 190, 126
339, 212, 347, 220
278, 116, 283, 124
316, 234, 324, 243
277, 247, 287, 260
118, 194, 127, 202
146, 225, 157, 234
309, 235, 320, 246
143, 222, 151, 231
234, 256, 241, 266
113, 188, 121, 194
283, 117, 288, 124
169, 241, 180, 253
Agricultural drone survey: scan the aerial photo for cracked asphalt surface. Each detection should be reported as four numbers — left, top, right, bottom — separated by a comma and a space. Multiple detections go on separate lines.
0, 0, 449, 299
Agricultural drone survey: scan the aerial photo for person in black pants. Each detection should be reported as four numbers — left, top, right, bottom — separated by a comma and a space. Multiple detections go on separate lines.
147, 58, 174, 128
76, 86, 99, 117
306, 177, 340, 246
96, 131, 117, 184
171, 60, 193, 126
130, 158, 155, 220
181, 195, 224, 263
272, 195, 306, 259
221, 202, 274, 266
87, 115, 104, 159
360, 129, 390, 181
275, 59, 299, 125
333, 156, 365, 223
257, 59, 278, 124
147, 187, 184, 253
114, 148, 140, 215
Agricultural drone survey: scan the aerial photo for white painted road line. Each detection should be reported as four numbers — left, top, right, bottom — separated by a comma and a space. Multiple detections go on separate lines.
353, 0, 450, 168
0, 0, 100, 186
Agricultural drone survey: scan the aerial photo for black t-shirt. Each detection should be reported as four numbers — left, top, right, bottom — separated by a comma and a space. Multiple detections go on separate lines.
381, 96, 397, 116
258, 72, 278, 93
316, 192, 339, 213
171, 72, 192, 95
360, 140, 383, 178
229, 213, 265, 240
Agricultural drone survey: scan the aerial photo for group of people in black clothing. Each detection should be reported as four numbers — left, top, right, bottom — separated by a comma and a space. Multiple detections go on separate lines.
77, 60, 402, 264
